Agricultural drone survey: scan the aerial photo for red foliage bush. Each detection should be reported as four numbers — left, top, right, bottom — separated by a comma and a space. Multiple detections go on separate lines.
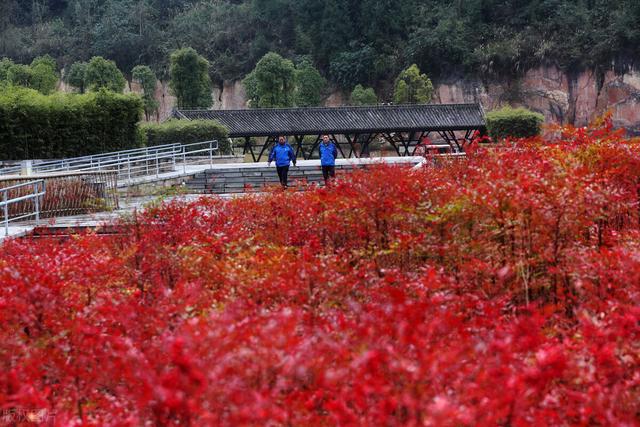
0, 117, 639, 425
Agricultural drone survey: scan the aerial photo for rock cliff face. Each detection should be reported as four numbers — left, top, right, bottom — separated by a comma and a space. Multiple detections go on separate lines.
143, 66, 640, 133
435, 66, 640, 134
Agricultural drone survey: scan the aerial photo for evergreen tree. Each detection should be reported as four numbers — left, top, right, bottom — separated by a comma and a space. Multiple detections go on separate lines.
6, 64, 32, 87
294, 59, 326, 107
85, 56, 126, 92
393, 64, 433, 104
243, 52, 295, 108
350, 84, 377, 106
30, 55, 58, 94
0, 58, 15, 81
132, 64, 160, 120
169, 47, 212, 108
65, 62, 88, 93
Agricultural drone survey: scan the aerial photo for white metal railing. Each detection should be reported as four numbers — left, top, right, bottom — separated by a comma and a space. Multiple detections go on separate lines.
0, 141, 219, 185
33, 143, 183, 174
1, 180, 46, 236
0, 164, 23, 176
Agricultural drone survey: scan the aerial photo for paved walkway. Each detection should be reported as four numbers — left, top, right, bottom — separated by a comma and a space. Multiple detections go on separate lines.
117, 156, 424, 187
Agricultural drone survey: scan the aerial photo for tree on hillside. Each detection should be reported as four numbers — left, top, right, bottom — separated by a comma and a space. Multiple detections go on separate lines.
6, 64, 33, 87
2, 57, 57, 95
243, 52, 295, 108
30, 55, 57, 71
350, 84, 378, 106
169, 47, 212, 108
132, 65, 160, 120
294, 59, 326, 107
85, 56, 126, 92
393, 64, 433, 104
0, 58, 15, 81
65, 61, 88, 93
30, 55, 58, 94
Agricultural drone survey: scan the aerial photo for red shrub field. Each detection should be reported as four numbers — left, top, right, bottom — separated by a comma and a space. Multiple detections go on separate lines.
1, 119, 639, 426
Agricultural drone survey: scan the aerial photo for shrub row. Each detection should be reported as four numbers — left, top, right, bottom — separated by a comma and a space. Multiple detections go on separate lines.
486, 106, 544, 140
0, 85, 143, 159
0, 86, 233, 160
139, 119, 230, 153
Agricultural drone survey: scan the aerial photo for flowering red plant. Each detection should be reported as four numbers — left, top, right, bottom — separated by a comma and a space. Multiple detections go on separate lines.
0, 117, 639, 425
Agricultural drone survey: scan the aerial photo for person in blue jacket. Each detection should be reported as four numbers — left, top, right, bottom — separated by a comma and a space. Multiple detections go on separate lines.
268, 136, 296, 188
319, 134, 338, 185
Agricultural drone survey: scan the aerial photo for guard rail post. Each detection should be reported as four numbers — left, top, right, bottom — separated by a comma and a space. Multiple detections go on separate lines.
2, 190, 8, 236
33, 181, 40, 225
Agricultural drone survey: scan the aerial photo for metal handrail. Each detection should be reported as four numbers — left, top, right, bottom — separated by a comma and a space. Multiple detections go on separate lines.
1, 179, 46, 236
33, 145, 183, 173
0, 165, 23, 176
0, 141, 220, 185
34, 143, 182, 167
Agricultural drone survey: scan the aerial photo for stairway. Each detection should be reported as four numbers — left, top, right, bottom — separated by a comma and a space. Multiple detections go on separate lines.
187, 163, 365, 194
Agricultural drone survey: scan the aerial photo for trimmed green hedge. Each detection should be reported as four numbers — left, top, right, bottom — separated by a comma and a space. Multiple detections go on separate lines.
140, 119, 230, 153
485, 106, 544, 140
0, 85, 143, 159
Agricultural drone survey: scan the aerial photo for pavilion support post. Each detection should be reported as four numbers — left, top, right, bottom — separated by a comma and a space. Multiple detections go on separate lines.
437, 131, 455, 153
411, 131, 427, 156
330, 134, 348, 159
401, 132, 412, 156
293, 135, 306, 160
344, 134, 360, 158
308, 135, 323, 159
359, 133, 376, 157
382, 133, 402, 156
242, 137, 249, 155
257, 136, 275, 162
397, 132, 417, 156
243, 136, 258, 162
448, 130, 462, 152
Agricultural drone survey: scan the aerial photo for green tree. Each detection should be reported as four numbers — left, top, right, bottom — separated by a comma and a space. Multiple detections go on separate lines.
350, 84, 378, 106
29, 55, 58, 94
6, 64, 33, 87
244, 52, 295, 108
169, 47, 212, 108
0, 58, 15, 81
31, 54, 57, 70
132, 64, 159, 120
65, 61, 87, 93
85, 56, 126, 92
294, 59, 326, 107
393, 64, 433, 104
2, 57, 57, 95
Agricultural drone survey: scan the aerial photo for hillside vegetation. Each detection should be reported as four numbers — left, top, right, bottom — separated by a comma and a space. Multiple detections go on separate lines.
1, 0, 639, 88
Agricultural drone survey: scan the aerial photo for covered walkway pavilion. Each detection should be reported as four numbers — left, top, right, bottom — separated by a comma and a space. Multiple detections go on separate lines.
172, 103, 486, 162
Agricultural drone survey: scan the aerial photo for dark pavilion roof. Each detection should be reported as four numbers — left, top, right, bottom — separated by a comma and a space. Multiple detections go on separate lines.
172, 103, 486, 137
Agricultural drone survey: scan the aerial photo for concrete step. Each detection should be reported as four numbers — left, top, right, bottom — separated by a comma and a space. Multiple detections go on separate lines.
184, 163, 383, 194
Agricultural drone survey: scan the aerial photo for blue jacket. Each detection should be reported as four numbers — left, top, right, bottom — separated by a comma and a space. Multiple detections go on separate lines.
319, 141, 338, 166
269, 143, 296, 167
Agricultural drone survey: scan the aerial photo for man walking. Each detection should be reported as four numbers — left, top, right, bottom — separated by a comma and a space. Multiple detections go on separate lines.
268, 136, 296, 188
319, 134, 338, 185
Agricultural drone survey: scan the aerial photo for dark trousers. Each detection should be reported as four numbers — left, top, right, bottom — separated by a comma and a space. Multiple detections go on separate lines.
322, 165, 335, 183
276, 166, 289, 187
